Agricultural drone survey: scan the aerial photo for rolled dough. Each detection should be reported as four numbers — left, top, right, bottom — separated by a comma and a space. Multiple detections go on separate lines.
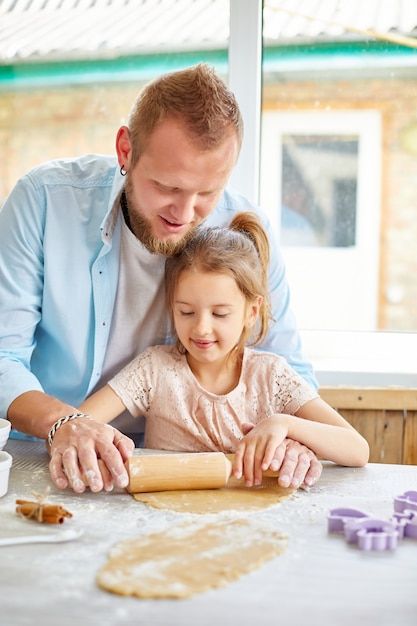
97, 517, 288, 599
132, 474, 296, 514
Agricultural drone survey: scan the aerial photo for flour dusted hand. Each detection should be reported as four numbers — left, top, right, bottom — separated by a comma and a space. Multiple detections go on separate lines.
269, 438, 323, 488
234, 421, 323, 489
48, 418, 134, 493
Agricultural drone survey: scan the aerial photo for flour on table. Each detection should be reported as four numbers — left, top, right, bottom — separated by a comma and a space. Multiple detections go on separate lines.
97, 517, 288, 599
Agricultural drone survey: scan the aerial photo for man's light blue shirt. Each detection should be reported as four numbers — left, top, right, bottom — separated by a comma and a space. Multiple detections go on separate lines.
0, 154, 317, 420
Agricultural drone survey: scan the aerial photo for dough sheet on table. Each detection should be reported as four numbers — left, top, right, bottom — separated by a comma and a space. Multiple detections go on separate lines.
132, 473, 296, 514
97, 516, 288, 599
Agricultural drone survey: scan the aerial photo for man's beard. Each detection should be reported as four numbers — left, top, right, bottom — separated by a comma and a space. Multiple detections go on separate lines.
123, 179, 200, 256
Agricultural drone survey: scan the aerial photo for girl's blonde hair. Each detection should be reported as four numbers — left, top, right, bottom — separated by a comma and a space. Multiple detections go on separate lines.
165, 212, 273, 355
127, 63, 243, 166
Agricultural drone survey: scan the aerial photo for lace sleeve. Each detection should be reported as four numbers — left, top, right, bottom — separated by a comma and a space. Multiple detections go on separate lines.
108, 347, 156, 417
269, 357, 319, 415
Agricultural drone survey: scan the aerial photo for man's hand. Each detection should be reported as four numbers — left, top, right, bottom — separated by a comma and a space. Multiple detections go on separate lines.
233, 421, 322, 489
48, 418, 134, 493
266, 437, 322, 488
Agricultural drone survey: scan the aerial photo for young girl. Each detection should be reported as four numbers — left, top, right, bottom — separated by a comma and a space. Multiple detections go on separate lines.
79, 212, 369, 487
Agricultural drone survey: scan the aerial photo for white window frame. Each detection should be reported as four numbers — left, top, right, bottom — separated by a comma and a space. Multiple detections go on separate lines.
228, 0, 417, 387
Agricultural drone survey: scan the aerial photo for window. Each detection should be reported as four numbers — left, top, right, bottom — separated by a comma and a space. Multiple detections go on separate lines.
229, 0, 417, 385
260, 110, 381, 331
280, 133, 358, 248
0, 1, 230, 199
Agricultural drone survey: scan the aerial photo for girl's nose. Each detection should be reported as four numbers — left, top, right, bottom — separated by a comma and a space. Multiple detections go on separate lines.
194, 313, 211, 336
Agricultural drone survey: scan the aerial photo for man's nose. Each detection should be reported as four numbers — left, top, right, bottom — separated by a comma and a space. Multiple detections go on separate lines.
171, 193, 196, 223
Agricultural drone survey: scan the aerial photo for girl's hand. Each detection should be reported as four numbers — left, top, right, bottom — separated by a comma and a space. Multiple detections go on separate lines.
233, 416, 289, 487
233, 419, 323, 489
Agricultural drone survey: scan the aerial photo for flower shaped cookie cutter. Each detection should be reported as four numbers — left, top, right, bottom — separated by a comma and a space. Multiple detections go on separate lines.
393, 490, 417, 514
345, 517, 399, 551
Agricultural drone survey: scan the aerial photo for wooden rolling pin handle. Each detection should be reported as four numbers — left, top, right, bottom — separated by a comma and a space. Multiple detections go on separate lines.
125, 452, 233, 493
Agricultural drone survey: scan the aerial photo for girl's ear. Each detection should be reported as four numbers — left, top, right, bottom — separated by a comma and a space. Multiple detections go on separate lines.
245, 296, 262, 328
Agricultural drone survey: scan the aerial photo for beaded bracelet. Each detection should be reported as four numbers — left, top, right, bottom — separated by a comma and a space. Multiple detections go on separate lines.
47, 412, 92, 447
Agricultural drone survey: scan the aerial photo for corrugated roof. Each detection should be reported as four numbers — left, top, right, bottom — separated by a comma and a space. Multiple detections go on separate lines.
264, 0, 417, 46
0, 0, 417, 64
0, 0, 230, 62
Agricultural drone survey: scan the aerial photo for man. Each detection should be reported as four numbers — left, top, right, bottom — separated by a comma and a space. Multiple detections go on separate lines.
0, 64, 320, 493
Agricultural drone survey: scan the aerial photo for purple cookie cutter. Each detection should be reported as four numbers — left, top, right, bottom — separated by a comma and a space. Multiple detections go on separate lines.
328, 491, 417, 551
328, 508, 399, 551
327, 507, 369, 533
393, 490, 417, 514
344, 518, 399, 551
392, 509, 417, 540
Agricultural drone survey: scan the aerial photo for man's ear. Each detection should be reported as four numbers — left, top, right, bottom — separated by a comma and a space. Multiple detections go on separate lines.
115, 126, 132, 172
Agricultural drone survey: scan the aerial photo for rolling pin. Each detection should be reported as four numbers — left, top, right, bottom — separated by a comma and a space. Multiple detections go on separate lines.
125, 452, 233, 493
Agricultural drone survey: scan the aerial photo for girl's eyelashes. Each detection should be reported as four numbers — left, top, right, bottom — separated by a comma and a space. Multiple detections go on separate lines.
176, 310, 229, 318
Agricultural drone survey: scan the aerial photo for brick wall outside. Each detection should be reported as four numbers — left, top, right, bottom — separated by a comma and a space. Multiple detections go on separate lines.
0, 82, 146, 199
1, 75, 416, 330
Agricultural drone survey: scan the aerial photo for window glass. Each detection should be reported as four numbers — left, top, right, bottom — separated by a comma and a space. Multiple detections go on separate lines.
281, 134, 358, 248
2, 1, 417, 338
0, 1, 229, 206
261, 1, 417, 332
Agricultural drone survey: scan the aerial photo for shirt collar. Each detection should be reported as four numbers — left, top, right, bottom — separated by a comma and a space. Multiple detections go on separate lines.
100, 168, 125, 244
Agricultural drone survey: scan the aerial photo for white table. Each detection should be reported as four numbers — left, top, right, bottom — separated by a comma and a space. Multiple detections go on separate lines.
1, 439, 416, 626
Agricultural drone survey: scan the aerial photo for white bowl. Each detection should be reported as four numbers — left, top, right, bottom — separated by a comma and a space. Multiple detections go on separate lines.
0, 419, 11, 451
0, 450, 12, 497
